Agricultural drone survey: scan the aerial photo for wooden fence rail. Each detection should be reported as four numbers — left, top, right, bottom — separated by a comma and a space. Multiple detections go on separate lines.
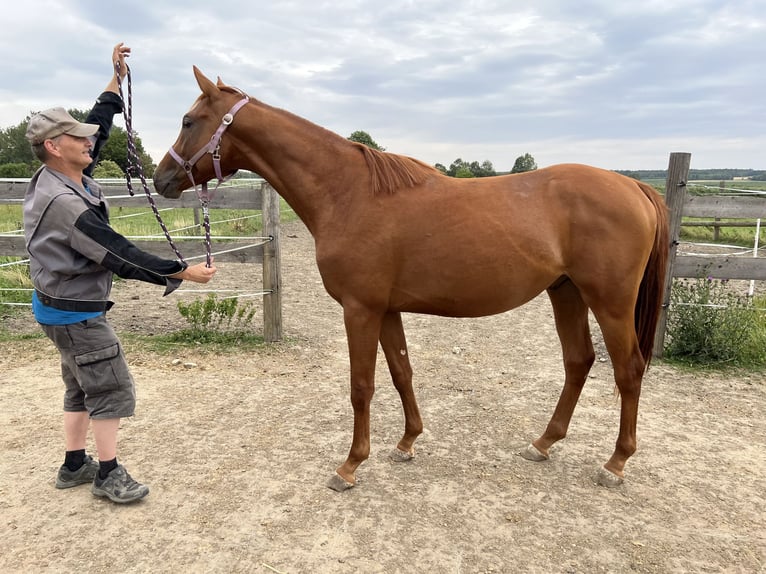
0, 178, 283, 341
653, 154, 766, 356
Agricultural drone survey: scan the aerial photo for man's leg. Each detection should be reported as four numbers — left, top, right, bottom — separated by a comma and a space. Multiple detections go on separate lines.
90, 416, 148, 503
57, 410, 98, 489
92, 417, 119, 462
63, 411, 89, 451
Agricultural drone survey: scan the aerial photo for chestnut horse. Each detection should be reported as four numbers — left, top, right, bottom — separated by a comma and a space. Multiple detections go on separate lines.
153, 67, 669, 490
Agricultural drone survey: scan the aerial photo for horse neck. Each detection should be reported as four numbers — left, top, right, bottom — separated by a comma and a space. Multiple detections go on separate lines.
231, 103, 365, 235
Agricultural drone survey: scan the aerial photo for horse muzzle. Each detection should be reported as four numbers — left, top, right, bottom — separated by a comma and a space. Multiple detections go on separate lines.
152, 164, 186, 198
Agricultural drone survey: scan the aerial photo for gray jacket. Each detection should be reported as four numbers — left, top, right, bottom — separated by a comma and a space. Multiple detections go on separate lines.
23, 94, 186, 312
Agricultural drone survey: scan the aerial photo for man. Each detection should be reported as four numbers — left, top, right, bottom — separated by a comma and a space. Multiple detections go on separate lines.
23, 43, 217, 504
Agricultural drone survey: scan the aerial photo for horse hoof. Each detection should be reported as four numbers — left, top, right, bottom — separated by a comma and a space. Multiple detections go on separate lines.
389, 447, 415, 462
596, 466, 624, 488
519, 443, 549, 462
327, 473, 355, 492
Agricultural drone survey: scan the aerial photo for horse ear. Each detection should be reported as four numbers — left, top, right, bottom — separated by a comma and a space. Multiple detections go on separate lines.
216, 77, 226, 87
192, 66, 219, 97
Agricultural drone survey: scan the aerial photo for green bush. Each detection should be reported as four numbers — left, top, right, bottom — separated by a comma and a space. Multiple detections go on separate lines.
0, 163, 33, 178
177, 293, 257, 333
665, 277, 766, 367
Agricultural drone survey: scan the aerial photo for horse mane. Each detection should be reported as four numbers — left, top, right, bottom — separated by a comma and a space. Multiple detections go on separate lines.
353, 143, 438, 195
218, 84, 436, 195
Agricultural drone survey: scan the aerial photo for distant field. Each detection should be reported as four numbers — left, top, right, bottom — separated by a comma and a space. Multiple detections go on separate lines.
642, 178, 766, 194
689, 180, 766, 192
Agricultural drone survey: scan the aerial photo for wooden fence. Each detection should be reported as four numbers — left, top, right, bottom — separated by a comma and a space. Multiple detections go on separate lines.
4, 160, 765, 354
653, 153, 766, 356
0, 178, 283, 341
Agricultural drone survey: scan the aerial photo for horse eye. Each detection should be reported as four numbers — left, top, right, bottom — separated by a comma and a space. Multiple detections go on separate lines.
182, 116, 193, 129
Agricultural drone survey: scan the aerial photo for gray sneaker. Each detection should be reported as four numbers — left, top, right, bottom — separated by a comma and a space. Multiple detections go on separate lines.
55, 455, 99, 489
91, 464, 149, 504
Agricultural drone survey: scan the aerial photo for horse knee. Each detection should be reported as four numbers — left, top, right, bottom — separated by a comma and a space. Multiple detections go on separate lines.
349, 380, 374, 409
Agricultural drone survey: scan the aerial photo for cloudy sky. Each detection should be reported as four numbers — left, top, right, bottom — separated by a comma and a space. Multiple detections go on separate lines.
1, 0, 764, 171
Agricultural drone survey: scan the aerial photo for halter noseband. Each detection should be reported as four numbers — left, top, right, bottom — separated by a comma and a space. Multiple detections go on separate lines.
168, 95, 250, 193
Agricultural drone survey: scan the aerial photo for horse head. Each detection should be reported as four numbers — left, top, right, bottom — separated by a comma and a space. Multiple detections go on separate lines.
153, 67, 248, 198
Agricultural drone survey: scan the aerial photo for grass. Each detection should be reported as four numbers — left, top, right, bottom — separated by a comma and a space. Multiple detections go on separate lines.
0, 328, 43, 343
680, 219, 766, 247
0, 256, 33, 304
119, 330, 269, 356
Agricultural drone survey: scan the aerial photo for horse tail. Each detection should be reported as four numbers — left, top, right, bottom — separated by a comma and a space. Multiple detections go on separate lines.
635, 182, 670, 370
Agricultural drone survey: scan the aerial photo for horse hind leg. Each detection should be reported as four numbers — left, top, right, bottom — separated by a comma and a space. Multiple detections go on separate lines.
379, 311, 423, 462
590, 307, 647, 488
521, 279, 595, 462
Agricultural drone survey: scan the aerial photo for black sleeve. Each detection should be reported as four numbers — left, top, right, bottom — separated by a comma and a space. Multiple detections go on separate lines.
83, 91, 124, 177
72, 208, 186, 291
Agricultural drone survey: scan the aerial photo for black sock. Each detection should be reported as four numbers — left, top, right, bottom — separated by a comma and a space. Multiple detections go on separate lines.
98, 458, 118, 479
64, 449, 86, 472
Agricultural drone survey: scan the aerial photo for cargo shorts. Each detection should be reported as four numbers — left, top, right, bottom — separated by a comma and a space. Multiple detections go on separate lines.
41, 316, 136, 419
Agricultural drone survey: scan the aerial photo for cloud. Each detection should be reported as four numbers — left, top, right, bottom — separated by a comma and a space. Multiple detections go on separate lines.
1, 0, 764, 170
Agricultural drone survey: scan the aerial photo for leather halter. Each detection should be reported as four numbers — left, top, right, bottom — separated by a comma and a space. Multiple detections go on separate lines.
166, 94, 249, 267
168, 95, 250, 194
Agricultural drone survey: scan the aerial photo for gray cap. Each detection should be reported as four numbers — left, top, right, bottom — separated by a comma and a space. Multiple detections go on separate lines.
25, 107, 99, 145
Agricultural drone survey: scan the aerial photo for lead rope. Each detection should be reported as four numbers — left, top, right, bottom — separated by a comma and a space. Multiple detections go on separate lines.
115, 61, 213, 267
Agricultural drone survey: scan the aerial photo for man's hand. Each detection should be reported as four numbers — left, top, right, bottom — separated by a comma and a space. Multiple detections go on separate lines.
113, 42, 131, 81
105, 42, 131, 94
172, 260, 218, 284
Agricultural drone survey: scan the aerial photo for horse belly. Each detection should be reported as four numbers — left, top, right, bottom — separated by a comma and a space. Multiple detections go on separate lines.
390, 257, 558, 318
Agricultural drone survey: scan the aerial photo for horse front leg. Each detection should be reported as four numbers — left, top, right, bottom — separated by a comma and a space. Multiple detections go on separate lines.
327, 303, 383, 492
379, 311, 422, 462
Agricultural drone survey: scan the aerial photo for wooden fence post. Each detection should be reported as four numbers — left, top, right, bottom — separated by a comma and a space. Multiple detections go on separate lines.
261, 183, 283, 342
652, 152, 692, 357
715, 181, 725, 241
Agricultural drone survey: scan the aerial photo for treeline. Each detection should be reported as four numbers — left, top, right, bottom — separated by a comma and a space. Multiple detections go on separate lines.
0, 108, 154, 179
348, 130, 538, 177
618, 168, 766, 181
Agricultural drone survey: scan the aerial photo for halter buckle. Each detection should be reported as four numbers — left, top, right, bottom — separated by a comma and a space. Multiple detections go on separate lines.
222, 113, 234, 125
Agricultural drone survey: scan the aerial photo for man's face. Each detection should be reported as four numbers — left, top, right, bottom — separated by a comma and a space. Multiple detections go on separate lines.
47, 134, 92, 171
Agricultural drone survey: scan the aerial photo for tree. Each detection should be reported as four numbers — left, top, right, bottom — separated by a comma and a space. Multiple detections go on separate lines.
99, 128, 155, 177
69, 108, 155, 176
470, 160, 496, 178
511, 153, 537, 174
348, 130, 385, 151
0, 108, 155, 178
0, 116, 35, 166
444, 158, 496, 178
91, 159, 125, 179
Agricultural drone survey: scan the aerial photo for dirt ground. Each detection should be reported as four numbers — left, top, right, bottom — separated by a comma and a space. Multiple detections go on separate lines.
1, 220, 764, 573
